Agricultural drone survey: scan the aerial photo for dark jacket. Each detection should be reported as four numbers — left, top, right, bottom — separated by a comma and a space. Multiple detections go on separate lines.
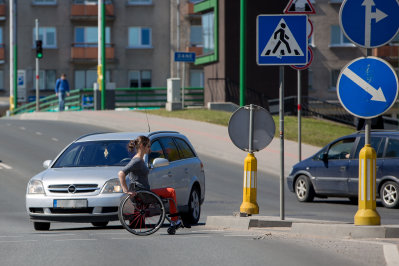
55, 78, 70, 93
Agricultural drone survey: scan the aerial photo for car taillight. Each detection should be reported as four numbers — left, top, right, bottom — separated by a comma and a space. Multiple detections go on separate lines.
200, 161, 204, 172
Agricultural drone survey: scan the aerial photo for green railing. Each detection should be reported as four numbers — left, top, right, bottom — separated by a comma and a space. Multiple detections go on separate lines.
115, 87, 204, 109
9, 87, 204, 116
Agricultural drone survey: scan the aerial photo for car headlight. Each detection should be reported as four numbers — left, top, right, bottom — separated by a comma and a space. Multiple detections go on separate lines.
27, 180, 45, 194
102, 178, 122, 193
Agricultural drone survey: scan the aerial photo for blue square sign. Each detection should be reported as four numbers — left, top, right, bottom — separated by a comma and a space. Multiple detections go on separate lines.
257, 15, 308, 65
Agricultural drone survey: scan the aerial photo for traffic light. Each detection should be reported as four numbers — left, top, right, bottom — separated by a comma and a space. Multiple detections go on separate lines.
36, 40, 43, 59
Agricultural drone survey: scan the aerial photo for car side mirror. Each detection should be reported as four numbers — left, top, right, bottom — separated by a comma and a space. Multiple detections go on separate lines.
152, 158, 169, 168
43, 160, 52, 169
321, 153, 328, 162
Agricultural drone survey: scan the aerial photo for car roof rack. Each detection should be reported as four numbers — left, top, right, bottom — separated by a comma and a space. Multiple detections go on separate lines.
148, 131, 179, 137
74, 132, 111, 142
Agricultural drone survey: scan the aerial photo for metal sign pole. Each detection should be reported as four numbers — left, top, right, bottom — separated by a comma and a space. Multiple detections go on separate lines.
279, 66, 285, 220
297, 69, 302, 161
182, 62, 185, 109
35, 19, 39, 112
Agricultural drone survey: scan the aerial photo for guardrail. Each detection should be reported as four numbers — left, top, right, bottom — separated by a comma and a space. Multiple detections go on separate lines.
8, 87, 204, 116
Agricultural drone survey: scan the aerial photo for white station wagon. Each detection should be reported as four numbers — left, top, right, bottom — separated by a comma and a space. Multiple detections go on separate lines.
26, 131, 205, 230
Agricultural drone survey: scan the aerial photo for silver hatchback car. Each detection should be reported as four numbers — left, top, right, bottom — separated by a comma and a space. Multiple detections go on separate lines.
26, 131, 205, 230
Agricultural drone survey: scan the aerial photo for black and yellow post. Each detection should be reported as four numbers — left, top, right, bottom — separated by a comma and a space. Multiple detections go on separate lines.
240, 104, 259, 215
354, 144, 380, 225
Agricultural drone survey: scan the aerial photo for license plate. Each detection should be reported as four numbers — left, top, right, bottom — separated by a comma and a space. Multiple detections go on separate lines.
53, 199, 88, 208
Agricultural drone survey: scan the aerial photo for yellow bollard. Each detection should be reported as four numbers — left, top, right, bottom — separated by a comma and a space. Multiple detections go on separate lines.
354, 144, 380, 225
9, 96, 14, 111
240, 153, 259, 215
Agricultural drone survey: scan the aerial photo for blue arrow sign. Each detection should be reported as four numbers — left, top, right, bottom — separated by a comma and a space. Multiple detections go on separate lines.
257, 15, 308, 65
337, 57, 399, 119
174, 52, 196, 62
339, 0, 399, 48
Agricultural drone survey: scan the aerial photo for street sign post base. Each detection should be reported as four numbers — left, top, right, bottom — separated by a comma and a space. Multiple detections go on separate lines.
240, 201, 259, 215
354, 209, 380, 226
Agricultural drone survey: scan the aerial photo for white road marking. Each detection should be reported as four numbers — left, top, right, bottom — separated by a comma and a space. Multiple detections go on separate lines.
384, 244, 399, 266
51, 138, 59, 142
0, 240, 38, 243
19, 126, 26, 130
6, 123, 11, 126
54, 239, 97, 242
0, 163, 13, 170
0, 236, 22, 238
35, 132, 43, 136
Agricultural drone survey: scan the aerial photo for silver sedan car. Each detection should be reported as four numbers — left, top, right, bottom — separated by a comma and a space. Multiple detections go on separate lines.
26, 131, 205, 230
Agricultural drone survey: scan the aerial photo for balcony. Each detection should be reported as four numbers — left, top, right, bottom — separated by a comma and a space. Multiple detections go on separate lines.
0, 45, 4, 62
71, 3, 114, 20
188, 46, 203, 57
0, 3, 6, 20
71, 44, 115, 61
373, 45, 399, 66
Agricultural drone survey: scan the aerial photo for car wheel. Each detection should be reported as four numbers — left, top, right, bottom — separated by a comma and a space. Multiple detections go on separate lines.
380, 181, 399, 208
182, 186, 201, 225
295, 175, 315, 202
33, 222, 50, 231
91, 222, 108, 227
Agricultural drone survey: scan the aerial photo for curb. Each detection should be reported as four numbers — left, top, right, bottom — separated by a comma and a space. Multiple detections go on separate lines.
206, 215, 399, 239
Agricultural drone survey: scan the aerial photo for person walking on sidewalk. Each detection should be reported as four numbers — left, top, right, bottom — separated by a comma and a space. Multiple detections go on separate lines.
118, 136, 183, 231
55, 73, 70, 111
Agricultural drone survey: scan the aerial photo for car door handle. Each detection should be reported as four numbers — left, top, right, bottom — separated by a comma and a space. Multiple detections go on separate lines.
340, 166, 347, 171
168, 172, 173, 177
184, 168, 189, 174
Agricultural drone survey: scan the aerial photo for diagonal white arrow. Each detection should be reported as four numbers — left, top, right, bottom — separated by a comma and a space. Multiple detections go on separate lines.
342, 67, 386, 102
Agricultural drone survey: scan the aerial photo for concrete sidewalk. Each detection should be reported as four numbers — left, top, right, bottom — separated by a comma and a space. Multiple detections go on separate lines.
7, 110, 321, 176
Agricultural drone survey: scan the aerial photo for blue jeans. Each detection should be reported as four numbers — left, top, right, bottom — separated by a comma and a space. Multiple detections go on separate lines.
58, 92, 66, 111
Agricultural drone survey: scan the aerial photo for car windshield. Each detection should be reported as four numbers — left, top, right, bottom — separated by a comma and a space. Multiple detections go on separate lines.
53, 140, 134, 168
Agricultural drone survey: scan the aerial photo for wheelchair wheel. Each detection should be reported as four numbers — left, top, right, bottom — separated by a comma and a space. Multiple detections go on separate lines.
119, 191, 166, 236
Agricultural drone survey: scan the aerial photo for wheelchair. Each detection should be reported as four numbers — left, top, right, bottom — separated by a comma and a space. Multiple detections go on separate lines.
118, 190, 184, 236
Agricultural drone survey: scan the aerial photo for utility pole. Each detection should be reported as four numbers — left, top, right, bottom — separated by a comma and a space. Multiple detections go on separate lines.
98, 0, 106, 110
35, 19, 39, 112
9, 0, 17, 111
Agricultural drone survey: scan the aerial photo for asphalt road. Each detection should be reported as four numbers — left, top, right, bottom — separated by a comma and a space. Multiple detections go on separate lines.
0, 119, 390, 266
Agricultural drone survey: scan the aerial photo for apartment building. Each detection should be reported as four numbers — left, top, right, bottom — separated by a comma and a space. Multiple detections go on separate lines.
0, 0, 174, 103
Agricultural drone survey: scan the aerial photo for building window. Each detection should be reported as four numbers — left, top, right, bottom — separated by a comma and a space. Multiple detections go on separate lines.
32, 0, 57, 5
330, 69, 340, 91
391, 33, 399, 45
330, 25, 354, 47
189, 69, 204, 87
128, 70, 151, 87
190, 25, 203, 46
74, 70, 111, 89
32, 27, 57, 48
127, 0, 152, 5
32, 70, 56, 90
308, 33, 315, 47
75, 27, 111, 47
0, 27, 3, 44
73, 0, 112, 4
308, 69, 313, 91
194, 0, 218, 64
202, 12, 215, 56
128, 27, 152, 48
0, 70, 4, 90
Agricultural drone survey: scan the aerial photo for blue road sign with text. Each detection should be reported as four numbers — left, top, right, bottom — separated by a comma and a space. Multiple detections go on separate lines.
337, 57, 399, 119
257, 15, 308, 65
174, 52, 196, 62
339, 0, 399, 48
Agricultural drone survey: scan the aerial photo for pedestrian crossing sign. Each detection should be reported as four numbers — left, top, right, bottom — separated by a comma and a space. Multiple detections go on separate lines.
257, 15, 308, 66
